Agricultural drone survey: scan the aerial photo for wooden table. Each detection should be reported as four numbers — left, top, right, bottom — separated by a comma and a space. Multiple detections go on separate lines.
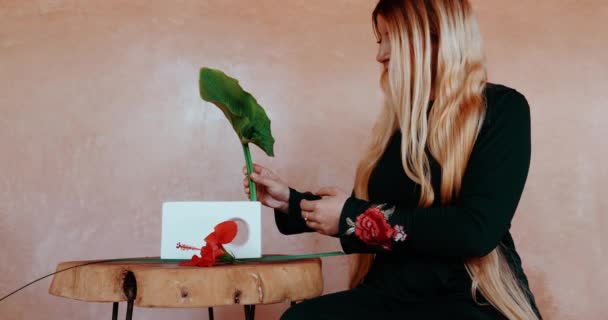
48, 257, 323, 320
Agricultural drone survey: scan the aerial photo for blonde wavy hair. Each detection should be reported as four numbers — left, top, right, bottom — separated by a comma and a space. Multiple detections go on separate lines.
350, 1, 538, 320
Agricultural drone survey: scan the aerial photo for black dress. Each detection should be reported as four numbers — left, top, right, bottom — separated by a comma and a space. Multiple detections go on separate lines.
274, 83, 542, 320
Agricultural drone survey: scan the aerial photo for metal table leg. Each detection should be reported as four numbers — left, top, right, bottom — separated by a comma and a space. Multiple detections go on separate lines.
244, 305, 256, 320
112, 302, 119, 320
123, 271, 137, 320
126, 299, 134, 320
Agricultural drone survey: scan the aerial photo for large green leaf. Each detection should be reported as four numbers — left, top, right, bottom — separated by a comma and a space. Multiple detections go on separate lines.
199, 67, 275, 157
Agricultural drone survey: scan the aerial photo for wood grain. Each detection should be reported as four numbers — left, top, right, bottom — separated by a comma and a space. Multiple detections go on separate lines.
48, 258, 323, 307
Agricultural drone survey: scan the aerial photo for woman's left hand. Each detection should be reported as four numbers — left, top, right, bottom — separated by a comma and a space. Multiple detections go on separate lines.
300, 186, 350, 236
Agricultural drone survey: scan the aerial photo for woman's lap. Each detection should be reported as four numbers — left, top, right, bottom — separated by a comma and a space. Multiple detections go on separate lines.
280, 287, 504, 320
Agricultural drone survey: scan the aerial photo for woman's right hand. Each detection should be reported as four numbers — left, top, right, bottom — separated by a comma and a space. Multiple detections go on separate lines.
242, 164, 290, 213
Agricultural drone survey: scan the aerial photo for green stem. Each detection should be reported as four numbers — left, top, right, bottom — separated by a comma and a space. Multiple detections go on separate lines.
243, 143, 257, 201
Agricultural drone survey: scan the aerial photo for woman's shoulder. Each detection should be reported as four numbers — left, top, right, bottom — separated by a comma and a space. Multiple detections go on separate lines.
482, 82, 530, 127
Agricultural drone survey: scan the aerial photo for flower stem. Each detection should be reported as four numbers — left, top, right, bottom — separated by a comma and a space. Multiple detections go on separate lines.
243, 143, 257, 201
218, 245, 237, 263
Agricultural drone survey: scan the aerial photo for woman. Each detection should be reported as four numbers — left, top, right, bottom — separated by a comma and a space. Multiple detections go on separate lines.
242, 0, 541, 319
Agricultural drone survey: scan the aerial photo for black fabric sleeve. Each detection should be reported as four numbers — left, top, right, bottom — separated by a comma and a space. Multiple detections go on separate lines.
274, 187, 322, 235
339, 90, 531, 257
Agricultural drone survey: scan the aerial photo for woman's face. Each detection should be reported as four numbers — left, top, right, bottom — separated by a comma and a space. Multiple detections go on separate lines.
375, 15, 391, 73
375, 13, 438, 96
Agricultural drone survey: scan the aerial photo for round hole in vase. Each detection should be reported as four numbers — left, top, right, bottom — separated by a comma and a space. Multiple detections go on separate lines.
229, 218, 249, 246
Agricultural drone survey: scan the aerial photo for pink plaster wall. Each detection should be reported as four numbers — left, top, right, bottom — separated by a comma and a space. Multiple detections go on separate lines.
0, 1, 605, 319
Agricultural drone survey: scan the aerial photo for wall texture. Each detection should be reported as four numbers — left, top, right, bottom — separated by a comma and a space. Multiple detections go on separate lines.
0, 1, 605, 319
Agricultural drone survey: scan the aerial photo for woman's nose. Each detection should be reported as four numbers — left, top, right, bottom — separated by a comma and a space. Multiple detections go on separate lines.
376, 51, 386, 64
376, 43, 390, 64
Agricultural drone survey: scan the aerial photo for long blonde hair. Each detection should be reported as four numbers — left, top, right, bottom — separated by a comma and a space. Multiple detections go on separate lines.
351, 1, 538, 320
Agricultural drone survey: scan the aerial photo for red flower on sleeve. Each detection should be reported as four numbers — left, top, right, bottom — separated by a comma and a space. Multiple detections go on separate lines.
354, 207, 395, 250
345, 204, 407, 251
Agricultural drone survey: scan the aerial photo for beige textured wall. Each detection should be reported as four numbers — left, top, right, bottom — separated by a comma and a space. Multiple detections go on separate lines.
0, 1, 605, 319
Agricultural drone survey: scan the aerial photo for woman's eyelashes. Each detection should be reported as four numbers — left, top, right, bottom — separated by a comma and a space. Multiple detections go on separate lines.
376, 33, 388, 44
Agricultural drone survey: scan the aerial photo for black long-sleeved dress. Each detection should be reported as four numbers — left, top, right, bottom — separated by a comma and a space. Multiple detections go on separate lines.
275, 83, 542, 320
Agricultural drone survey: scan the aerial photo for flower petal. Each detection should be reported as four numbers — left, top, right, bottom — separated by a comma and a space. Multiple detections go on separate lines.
214, 221, 238, 244
179, 255, 202, 267
204, 232, 218, 245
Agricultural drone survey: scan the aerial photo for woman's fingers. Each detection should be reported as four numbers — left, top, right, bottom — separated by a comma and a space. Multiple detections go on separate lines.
301, 203, 326, 234
254, 163, 275, 176
242, 163, 275, 178
302, 210, 318, 222
302, 210, 309, 221
300, 199, 317, 212
253, 163, 266, 174
305, 220, 321, 231
242, 163, 263, 175
250, 172, 275, 188
243, 169, 270, 187
314, 187, 338, 196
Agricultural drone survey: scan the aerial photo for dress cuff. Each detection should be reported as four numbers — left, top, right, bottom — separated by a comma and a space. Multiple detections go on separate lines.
274, 187, 318, 235
338, 197, 373, 253
338, 196, 371, 235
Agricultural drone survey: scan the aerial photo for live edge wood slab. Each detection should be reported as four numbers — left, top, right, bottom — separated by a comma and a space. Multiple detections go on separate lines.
48, 257, 323, 308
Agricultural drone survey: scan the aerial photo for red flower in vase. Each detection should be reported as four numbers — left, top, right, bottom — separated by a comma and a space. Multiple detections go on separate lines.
199, 242, 225, 266
207, 220, 238, 245
178, 220, 238, 267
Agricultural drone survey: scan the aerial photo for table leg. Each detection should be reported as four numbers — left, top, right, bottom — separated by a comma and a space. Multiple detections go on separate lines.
123, 271, 137, 320
208, 307, 214, 320
244, 305, 256, 320
126, 299, 134, 320
112, 302, 119, 320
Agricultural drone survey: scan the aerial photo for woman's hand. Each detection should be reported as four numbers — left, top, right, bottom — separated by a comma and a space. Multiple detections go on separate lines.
242, 164, 290, 213
300, 186, 350, 236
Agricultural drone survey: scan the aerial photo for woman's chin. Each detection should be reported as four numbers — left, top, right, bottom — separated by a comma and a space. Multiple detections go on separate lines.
380, 69, 389, 92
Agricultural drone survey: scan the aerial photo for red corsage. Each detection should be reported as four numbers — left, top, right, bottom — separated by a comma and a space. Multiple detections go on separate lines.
177, 220, 238, 267
345, 204, 407, 250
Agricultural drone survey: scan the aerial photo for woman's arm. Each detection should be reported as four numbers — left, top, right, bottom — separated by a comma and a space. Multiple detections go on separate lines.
339, 90, 531, 257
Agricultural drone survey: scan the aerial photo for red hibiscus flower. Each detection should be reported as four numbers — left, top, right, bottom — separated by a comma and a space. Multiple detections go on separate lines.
178, 242, 227, 267
178, 220, 238, 267
355, 207, 395, 250
199, 242, 225, 267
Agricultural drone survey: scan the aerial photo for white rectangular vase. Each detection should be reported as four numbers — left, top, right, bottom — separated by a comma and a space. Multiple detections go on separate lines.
161, 201, 262, 259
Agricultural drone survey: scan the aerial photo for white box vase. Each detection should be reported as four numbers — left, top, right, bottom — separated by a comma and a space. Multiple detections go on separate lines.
161, 201, 262, 259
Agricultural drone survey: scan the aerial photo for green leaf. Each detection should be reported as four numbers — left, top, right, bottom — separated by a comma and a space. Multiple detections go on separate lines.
346, 217, 356, 228
383, 206, 395, 219
199, 67, 275, 157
